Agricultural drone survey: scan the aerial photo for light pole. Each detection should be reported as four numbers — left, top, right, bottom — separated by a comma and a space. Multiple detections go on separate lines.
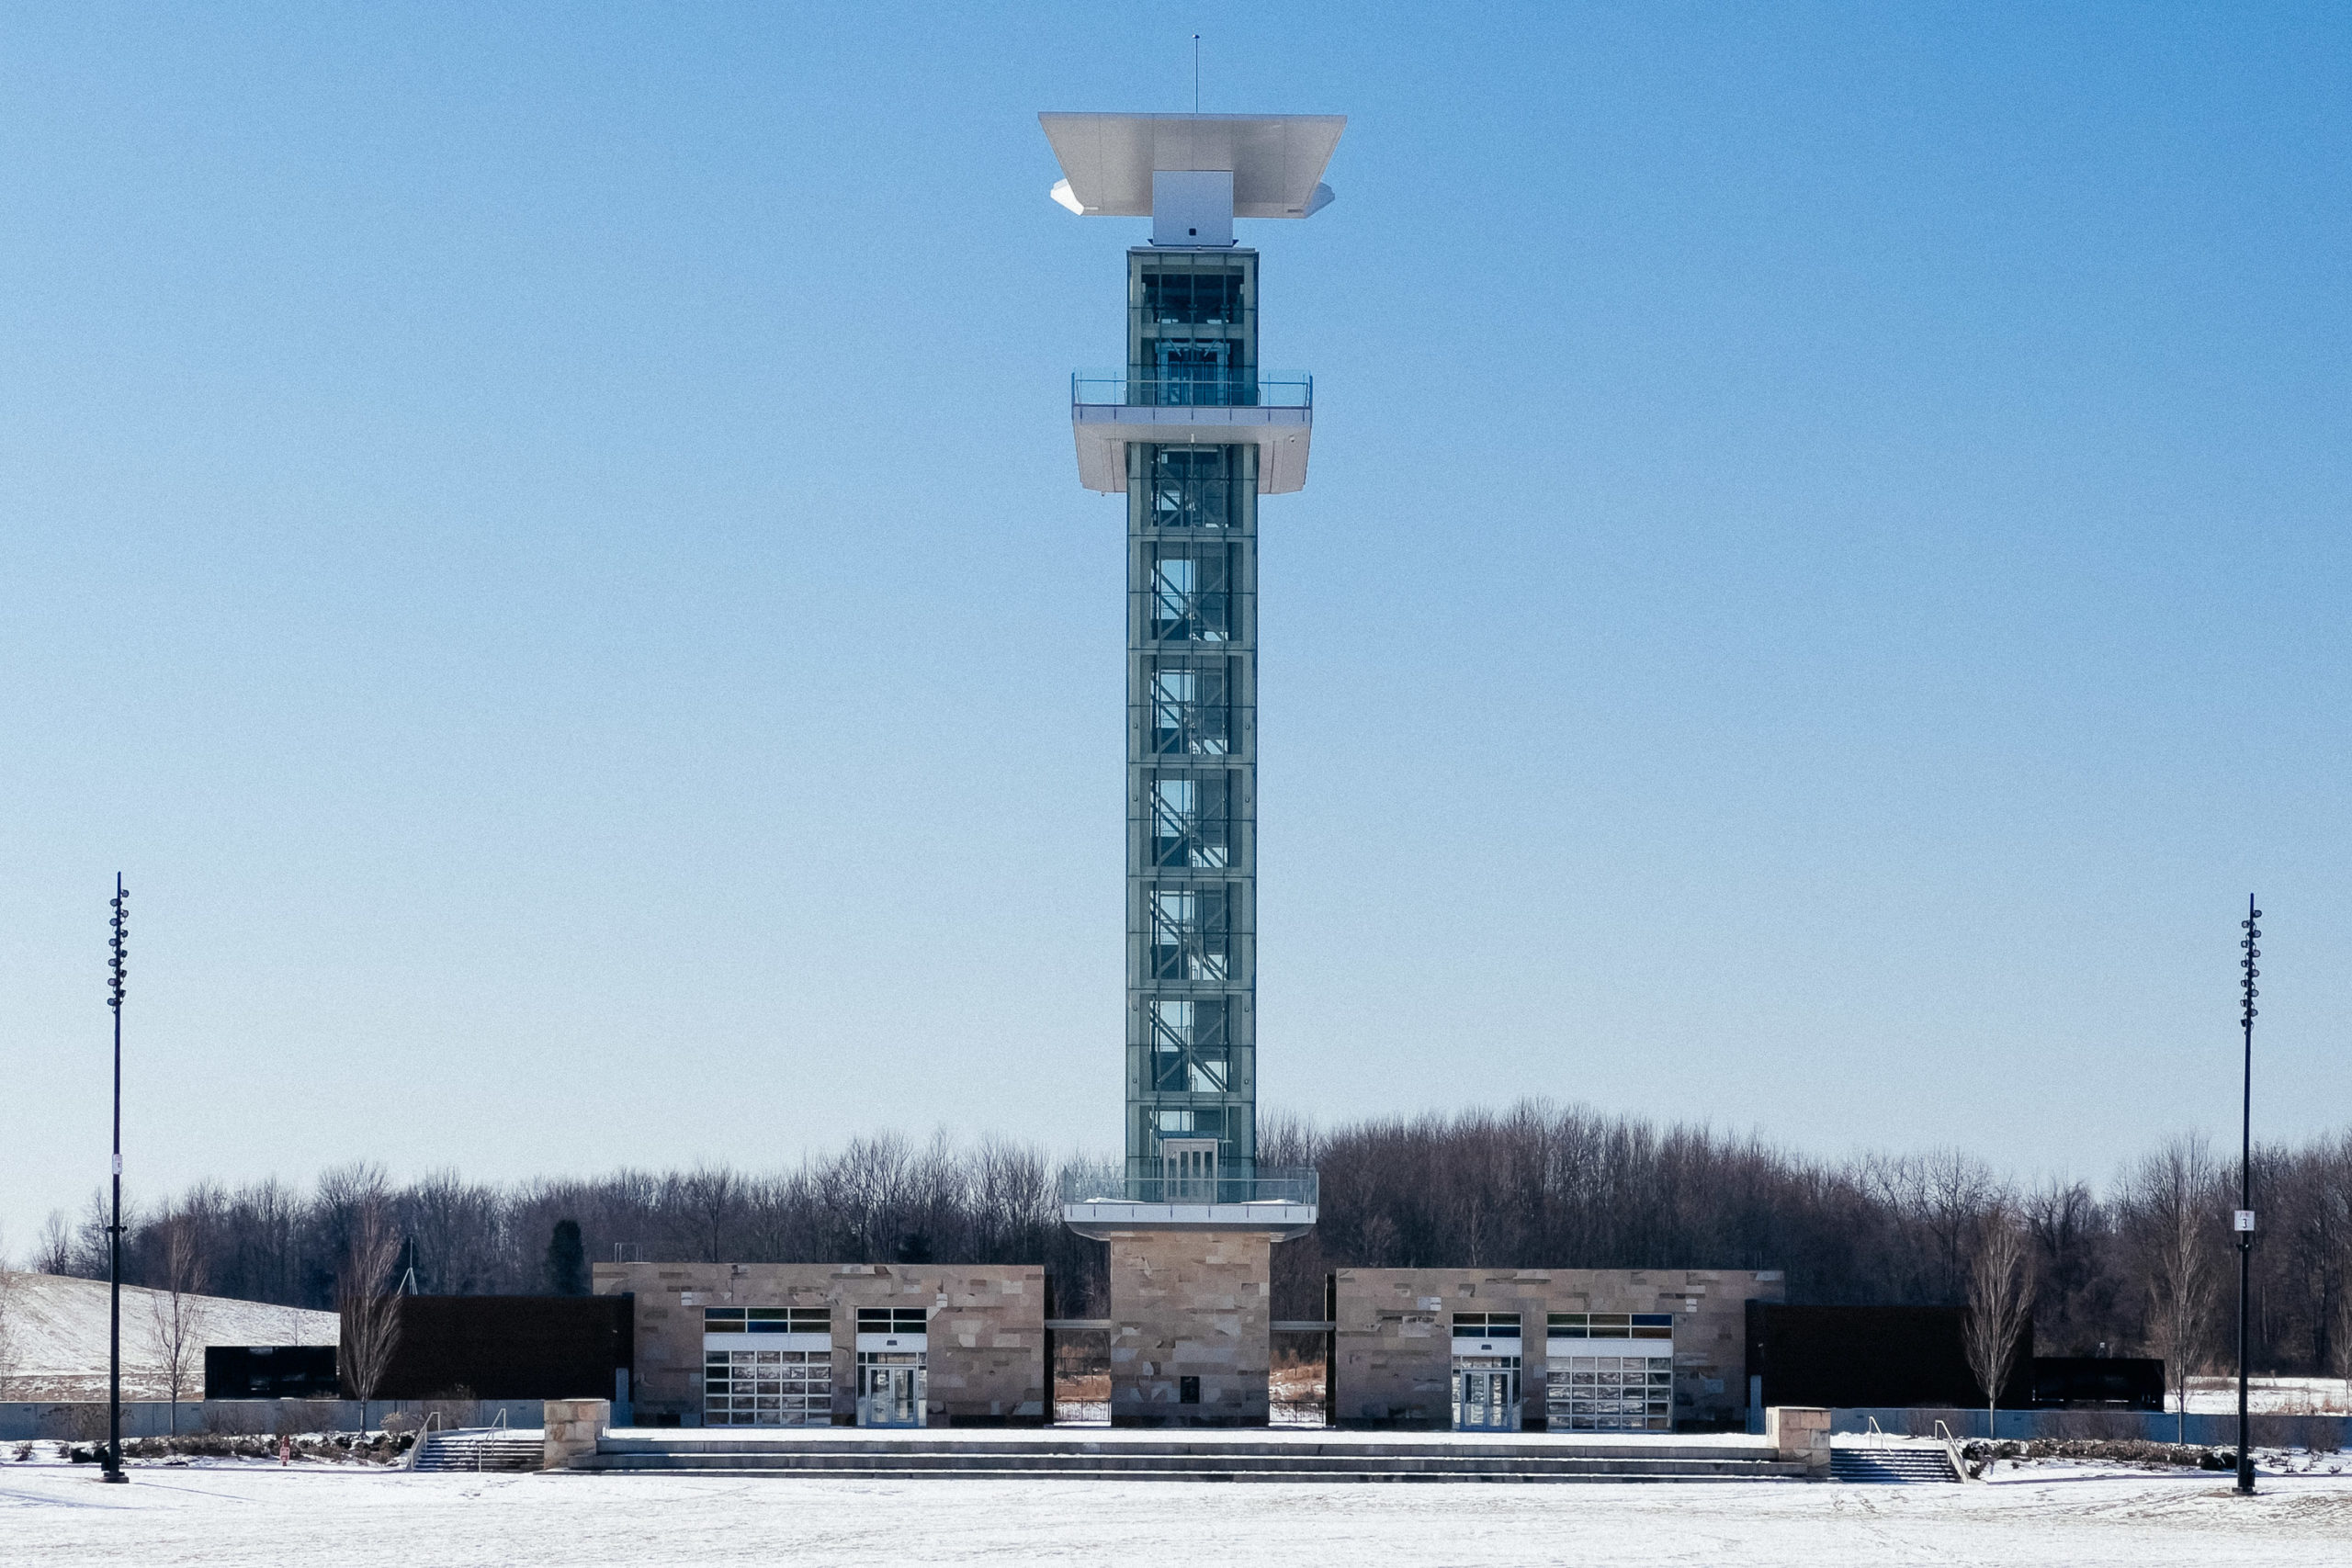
2234, 896, 2259, 1497
103, 874, 129, 1483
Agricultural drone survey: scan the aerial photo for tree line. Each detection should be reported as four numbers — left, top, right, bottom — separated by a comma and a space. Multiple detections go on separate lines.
29, 1104, 2352, 1379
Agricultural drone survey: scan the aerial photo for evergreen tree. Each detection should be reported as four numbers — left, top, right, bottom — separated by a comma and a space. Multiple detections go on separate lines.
544, 1218, 587, 1295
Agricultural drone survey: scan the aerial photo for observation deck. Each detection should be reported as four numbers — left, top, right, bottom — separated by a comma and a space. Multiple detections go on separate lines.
1070, 371, 1314, 495
1059, 1165, 1318, 1241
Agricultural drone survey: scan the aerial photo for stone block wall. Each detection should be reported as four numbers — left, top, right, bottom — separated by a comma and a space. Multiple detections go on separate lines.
1332, 1268, 1785, 1430
542, 1397, 608, 1470
593, 1261, 1045, 1427
1106, 1231, 1272, 1427
1766, 1404, 1832, 1474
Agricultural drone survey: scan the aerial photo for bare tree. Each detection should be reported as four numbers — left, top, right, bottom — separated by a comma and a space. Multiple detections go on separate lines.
677, 1165, 742, 1264
34, 1211, 73, 1276
2021, 1179, 2114, 1354
1965, 1207, 2033, 1439
2130, 1134, 2219, 1441
2336, 1281, 2352, 1389
338, 1204, 404, 1427
148, 1211, 209, 1432
55, 1105, 2352, 1382
0, 1265, 19, 1399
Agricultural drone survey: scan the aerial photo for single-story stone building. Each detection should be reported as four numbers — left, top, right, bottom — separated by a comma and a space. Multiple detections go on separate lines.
1332, 1267, 1785, 1431
594, 1261, 1046, 1427
594, 1257, 1780, 1433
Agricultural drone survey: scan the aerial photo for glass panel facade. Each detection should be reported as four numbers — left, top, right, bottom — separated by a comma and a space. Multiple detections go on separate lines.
1129, 252, 1256, 407
1142, 270, 1245, 325
1546, 1354, 1675, 1432
1148, 886, 1231, 980
1149, 997, 1231, 1092
1148, 773, 1231, 868
1148, 545, 1234, 641
1124, 254, 1260, 1181
1147, 658, 1233, 755
1147, 446, 1243, 530
704, 1348, 830, 1427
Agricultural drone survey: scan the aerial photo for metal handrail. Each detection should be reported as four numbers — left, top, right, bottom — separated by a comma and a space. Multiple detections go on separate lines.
480, 1406, 508, 1474
1863, 1416, 1887, 1450
1059, 1166, 1317, 1207
1933, 1419, 1972, 1482
1071, 371, 1313, 411
403, 1411, 441, 1472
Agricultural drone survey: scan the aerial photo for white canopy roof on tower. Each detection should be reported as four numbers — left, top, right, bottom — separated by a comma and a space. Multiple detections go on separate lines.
1040, 112, 1344, 219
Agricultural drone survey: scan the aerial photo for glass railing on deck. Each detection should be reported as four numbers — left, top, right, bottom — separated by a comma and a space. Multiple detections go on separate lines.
1059, 1164, 1318, 1207
1071, 372, 1313, 412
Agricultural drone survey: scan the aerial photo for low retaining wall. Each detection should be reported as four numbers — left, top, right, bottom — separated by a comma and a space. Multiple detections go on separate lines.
1743, 1404, 2348, 1449
0, 1399, 545, 1442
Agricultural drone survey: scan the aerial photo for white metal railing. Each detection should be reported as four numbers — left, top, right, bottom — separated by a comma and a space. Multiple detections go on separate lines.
403, 1411, 442, 1472
1934, 1419, 1972, 1481
480, 1406, 508, 1474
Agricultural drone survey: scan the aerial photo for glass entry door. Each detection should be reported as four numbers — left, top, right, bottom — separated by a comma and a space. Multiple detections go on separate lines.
1452, 1359, 1521, 1432
856, 1354, 926, 1427
1161, 1137, 1219, 1201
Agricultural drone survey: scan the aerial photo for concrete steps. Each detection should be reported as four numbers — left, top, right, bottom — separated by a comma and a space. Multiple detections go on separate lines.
580, 1434, 1812, 1483
411, 1429, 545, 1473
1829, 1446, 1961, 1483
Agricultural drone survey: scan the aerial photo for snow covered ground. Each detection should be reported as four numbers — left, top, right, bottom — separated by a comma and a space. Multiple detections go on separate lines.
0, 1273, 336, 1402
2, 1456, 2348, 1567
2176, 1375, 2352, 1414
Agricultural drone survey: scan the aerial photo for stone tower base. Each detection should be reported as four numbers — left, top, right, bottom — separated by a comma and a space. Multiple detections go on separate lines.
1107, 1231, 1272, 1427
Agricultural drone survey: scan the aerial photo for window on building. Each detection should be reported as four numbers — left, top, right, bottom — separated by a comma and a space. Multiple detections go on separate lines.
1546, 1313, 1673, 1340
1151, 1106, 1225, 1141
1149, 773, 1231, 867
1452, 1313, 1522, 1340
855, 1308, 930, 1336
704, 1307, 831, 1335
1143, 271, 1244, 325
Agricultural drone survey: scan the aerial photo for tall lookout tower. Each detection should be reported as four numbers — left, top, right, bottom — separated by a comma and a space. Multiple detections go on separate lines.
1046, 111, 1340, 1426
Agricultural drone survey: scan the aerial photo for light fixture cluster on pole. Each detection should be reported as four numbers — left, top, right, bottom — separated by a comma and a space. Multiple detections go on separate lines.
103, 874, 130, 1483
2233, 896, 2259, 1497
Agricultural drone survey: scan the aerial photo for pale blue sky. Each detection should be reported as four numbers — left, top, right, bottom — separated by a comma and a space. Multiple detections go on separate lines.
4, 3, 2346, 1253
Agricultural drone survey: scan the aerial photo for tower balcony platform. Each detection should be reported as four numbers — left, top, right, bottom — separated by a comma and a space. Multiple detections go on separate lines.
1059, 1165, 1317, 1240
1070, 372, 1313, 495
